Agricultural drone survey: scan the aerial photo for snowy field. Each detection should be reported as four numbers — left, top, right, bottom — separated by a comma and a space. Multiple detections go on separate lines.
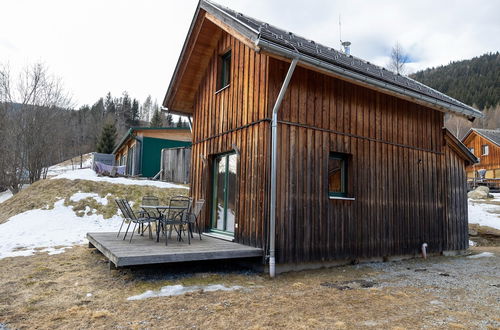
53, 168, 187, 189
0, 166, 188, 259
468, 193, 500, 230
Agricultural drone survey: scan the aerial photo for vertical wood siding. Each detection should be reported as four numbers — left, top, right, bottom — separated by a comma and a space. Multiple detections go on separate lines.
188, 32, 469, 264
190, 32, 270, 249
463, 132, 500, 173
268, 58, 468, 263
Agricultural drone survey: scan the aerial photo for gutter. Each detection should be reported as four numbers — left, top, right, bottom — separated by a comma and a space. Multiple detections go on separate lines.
268, 57, 298, 278
255, 38, 483, 119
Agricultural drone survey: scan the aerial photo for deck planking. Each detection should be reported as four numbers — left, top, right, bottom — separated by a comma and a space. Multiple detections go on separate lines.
87, 232, 263, 267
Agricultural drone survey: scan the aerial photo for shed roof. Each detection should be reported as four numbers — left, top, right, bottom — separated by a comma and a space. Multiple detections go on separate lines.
462, 128, 500, 147
164, 0, 483, 119
112, 127, 191, 155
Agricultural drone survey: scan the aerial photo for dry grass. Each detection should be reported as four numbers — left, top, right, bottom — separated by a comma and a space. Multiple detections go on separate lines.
0, 178, 188, 224
0, 246, 499, 329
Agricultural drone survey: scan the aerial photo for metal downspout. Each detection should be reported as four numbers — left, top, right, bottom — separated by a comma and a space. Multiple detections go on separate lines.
269, 57, 298, 278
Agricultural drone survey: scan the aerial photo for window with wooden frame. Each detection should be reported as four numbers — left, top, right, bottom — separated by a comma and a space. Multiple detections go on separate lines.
481, 144, 489, 156
328, 152, 349, 198
218, 50, 231, 90
470, 147, 475, 155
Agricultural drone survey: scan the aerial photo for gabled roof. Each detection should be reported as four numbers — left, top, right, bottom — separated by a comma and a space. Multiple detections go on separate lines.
444, 129, 478, 165
462, 128, 500, 147
164, 0, 483, 119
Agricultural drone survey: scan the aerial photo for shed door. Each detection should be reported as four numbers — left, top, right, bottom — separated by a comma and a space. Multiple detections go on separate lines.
211, 152, 236, 236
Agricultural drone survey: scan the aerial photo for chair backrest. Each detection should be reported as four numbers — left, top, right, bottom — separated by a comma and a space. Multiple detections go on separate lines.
192, 199, 205, 217
142, 195, 159, 206
187, 199, 205, 223
115, 199, 128, 219
121, 199, 138, 221
167, 196, 191, 221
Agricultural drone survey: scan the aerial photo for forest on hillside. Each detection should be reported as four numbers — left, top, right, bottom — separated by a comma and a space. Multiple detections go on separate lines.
410, 52, 500, 139
410, 52, 499, 111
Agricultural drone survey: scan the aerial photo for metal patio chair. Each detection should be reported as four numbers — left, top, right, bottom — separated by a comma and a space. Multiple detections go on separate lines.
186, 199, 205, 240
161, 196, 192, 245
116, 198, 157, 242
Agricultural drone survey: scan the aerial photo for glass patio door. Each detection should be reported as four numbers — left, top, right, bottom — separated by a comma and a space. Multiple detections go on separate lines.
211, 152, 237, 235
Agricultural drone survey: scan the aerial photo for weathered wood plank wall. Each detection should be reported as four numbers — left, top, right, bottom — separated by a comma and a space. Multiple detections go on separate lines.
463, 132, 500, 177
190, 32, 271, 249
268, 58, 467, 263
188, 28, 469, 264
443, 144, 469, 251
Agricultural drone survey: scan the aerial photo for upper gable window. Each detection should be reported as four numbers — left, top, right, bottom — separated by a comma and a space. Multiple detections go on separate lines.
470, 147, 475, 155
481, 144, 489, 156
219, 50, 231, 90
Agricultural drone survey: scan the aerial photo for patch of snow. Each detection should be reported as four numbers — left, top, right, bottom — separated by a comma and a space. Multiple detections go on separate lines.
127, 284, 244, 301
0, 190, 13, 204
468, 200, 500, 230
70, 192, 109, 205
0, 199, 122, 259
86, 293, 92, 297
52, 169, 188, 189
467, 252, 495, 259
469, 240, 476, 247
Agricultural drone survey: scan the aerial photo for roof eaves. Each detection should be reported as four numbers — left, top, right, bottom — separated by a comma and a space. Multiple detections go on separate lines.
112, 128, 134, 155
257, 38, 482, 118
470, 128, 500, 148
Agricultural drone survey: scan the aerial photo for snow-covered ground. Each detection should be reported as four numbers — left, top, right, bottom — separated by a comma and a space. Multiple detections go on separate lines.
53, 168, 188, 189
46, 154, 93, 177
0, 165, 188, 259
0, 190, 13, 204
468, 193, 500, 230
127, 284, 244, 301
0, 197, 123, 259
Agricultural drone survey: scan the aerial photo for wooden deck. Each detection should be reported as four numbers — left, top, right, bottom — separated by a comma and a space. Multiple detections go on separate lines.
87, 232, 263, 268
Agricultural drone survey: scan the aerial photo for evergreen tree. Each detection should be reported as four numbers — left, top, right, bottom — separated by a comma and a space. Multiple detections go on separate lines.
104, 92, 115, 114
176, 117, 183, 127
96, 123, 117, 154
131, 98, 139, 126
165, 112, 173, 127
150, 109, 163, 127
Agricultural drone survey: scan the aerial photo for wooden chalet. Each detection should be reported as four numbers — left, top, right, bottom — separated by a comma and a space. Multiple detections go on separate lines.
462, 128, 500, 189
162, 0, 481, 273
113, 127, 191, 177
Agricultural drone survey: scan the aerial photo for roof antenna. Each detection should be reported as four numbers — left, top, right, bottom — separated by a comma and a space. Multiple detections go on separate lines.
339, 14, 351, 55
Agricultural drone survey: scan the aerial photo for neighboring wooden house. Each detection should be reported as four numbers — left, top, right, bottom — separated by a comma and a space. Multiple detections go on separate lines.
163, 1, 481, 273
113, 127, 191, 177
462, 128, 500, 179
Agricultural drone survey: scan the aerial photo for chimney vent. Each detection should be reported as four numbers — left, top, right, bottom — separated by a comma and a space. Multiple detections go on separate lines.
341, 41, 351, 55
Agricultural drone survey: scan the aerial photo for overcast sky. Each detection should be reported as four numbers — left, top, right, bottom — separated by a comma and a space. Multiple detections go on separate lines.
1, 0, 498, 108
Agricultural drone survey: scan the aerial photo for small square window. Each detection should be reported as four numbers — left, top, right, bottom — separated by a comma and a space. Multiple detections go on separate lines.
219, 51, 231, 89
481, 145, 489, 156
328, 152, 348, 197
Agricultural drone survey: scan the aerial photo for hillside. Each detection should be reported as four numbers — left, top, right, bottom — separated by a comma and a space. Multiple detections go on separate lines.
410, 52, 500, 110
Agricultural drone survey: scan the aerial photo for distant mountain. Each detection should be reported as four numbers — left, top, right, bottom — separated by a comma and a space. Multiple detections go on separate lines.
410, 52, 499, 110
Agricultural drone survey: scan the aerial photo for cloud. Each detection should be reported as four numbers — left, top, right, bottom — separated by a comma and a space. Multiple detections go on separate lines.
0, 0, 498, 107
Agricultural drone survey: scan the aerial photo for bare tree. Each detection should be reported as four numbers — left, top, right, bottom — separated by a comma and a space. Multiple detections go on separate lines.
387, 42, 409, 75
0, 63, 72, 193
444, 114, 472, 139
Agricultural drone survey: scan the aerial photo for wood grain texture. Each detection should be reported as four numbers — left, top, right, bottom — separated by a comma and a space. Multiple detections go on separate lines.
463, 131, 500, 177
186, 28, 470, 265
87, 232, 262, 267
